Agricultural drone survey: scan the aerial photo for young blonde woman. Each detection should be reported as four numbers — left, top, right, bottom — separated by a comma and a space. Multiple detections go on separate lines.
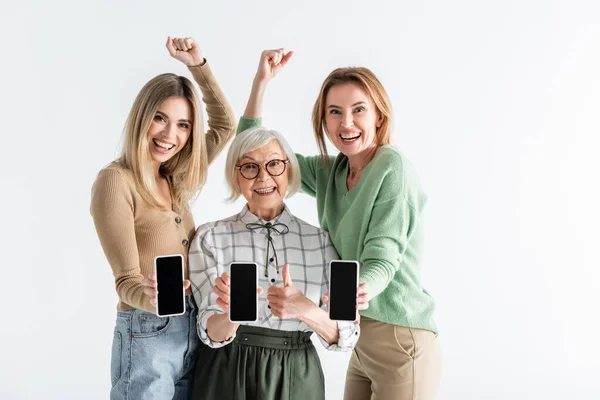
238, 49, 441, 400
90, 37, 236, 399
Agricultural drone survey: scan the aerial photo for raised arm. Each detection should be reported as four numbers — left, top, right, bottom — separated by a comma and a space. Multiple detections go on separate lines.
243, 48, 294, 119
236, 49, 327, 197
167, 36, 236, 164
236, 48, 294, 134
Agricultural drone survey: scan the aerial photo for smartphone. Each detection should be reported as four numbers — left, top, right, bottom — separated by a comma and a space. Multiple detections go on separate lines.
328, 260, 360, 321
228, 262, 258, 323
154, 254, 186, 317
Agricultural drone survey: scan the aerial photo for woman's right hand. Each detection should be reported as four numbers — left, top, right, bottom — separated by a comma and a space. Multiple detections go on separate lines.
213, 272, 264, 313
213, 272, 231, 311
254, 49, 294, 84
142, 273, 190, 308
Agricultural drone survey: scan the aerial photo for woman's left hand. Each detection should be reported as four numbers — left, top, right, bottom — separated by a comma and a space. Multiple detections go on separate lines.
321, 283, 369, 324
166, 36, 205, 67
267, 264, 315, 320
356, 283, 369, 311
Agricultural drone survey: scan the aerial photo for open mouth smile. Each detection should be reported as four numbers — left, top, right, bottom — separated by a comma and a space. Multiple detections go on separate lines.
339, 132, 361, 142
153, 139, 175, 153
254, 186, 277, 195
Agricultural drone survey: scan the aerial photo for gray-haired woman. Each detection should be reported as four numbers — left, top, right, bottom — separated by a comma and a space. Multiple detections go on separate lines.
187, 127, 368, 400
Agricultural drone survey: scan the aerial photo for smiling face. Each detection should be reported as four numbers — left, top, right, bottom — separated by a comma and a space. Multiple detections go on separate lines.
146, 96, 192, 167
324, 83, 382, 158
237, 139, 289, 221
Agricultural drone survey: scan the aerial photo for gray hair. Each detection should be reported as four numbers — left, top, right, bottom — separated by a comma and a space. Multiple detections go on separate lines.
225, 127, 301, 201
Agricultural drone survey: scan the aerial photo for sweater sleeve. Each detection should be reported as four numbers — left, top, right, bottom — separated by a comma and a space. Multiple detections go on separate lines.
359, 161, 421, 300
237, 116, 261, 134
90, 169, 154, 313
188, 61, 236, 165
295, 153, 322, 197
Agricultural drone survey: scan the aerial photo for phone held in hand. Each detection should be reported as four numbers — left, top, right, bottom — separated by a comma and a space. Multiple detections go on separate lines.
328, 260, 360, 322
228, 262, 259, 323
154, 254, 186, 317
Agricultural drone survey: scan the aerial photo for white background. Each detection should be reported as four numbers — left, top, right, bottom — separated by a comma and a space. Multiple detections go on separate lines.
1, 0, 599, 399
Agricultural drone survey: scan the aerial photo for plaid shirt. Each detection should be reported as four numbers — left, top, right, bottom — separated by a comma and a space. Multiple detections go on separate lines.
189, 205, 359, 351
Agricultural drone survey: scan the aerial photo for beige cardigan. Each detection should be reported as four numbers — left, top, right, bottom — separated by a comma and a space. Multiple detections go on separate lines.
91, 62, 236, 313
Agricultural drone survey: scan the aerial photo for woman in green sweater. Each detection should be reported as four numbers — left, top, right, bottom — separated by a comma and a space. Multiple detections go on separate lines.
237, 49, 441, 400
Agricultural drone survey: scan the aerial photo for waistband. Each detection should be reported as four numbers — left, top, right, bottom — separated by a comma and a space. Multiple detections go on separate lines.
234, 325, 313, 350
118, 295, 196, 315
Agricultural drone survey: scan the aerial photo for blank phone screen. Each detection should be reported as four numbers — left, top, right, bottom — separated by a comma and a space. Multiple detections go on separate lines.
229, 263, 257, 322
155, 255, 185, 316
329, 261, 358, 321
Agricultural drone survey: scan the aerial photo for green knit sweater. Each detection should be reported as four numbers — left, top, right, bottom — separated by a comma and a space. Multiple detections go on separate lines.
238, 118, 437, 333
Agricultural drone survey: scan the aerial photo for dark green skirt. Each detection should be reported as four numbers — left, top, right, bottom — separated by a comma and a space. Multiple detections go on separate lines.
192, 325, 325, 400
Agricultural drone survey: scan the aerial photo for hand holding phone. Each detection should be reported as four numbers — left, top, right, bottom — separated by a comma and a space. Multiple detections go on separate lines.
328, 260, 360, 321
212, 272, 231, 311
228, 262, 259, 323
322, 282, 368, 325
153, 254, 186, 317
142, 274, 191, 307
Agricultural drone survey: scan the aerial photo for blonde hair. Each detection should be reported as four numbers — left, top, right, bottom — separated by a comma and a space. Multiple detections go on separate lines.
312, 67, 393, 163
117, 73, 207, 213
225, 127, 301, 201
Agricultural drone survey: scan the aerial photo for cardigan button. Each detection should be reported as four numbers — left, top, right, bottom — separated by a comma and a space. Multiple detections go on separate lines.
182, 239, 189, 246
175, 217, 182, 224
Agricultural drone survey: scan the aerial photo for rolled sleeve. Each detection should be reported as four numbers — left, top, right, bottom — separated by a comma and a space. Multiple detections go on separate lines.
197, 308, 235, 348
316, 231, 360, 351
189, 224, 234, 348
317, 320, 360, 351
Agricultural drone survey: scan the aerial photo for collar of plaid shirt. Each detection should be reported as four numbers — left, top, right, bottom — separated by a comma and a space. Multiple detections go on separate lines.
238, 204, 293, 234
241, 205, 291, 276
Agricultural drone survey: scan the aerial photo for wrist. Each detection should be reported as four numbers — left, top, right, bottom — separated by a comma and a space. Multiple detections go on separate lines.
187, 57, 206, 67
207, 314, 239, 341
252, 76, 270, 90
298, 300, 320, 323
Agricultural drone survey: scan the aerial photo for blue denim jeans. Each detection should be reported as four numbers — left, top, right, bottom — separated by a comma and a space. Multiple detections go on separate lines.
110, 296, 199, 400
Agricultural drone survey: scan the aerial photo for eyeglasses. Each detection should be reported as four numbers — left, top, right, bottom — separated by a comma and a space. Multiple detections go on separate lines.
235, 159, 289, 180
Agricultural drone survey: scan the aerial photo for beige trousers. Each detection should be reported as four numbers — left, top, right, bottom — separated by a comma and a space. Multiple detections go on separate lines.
343, 316, 441, 400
